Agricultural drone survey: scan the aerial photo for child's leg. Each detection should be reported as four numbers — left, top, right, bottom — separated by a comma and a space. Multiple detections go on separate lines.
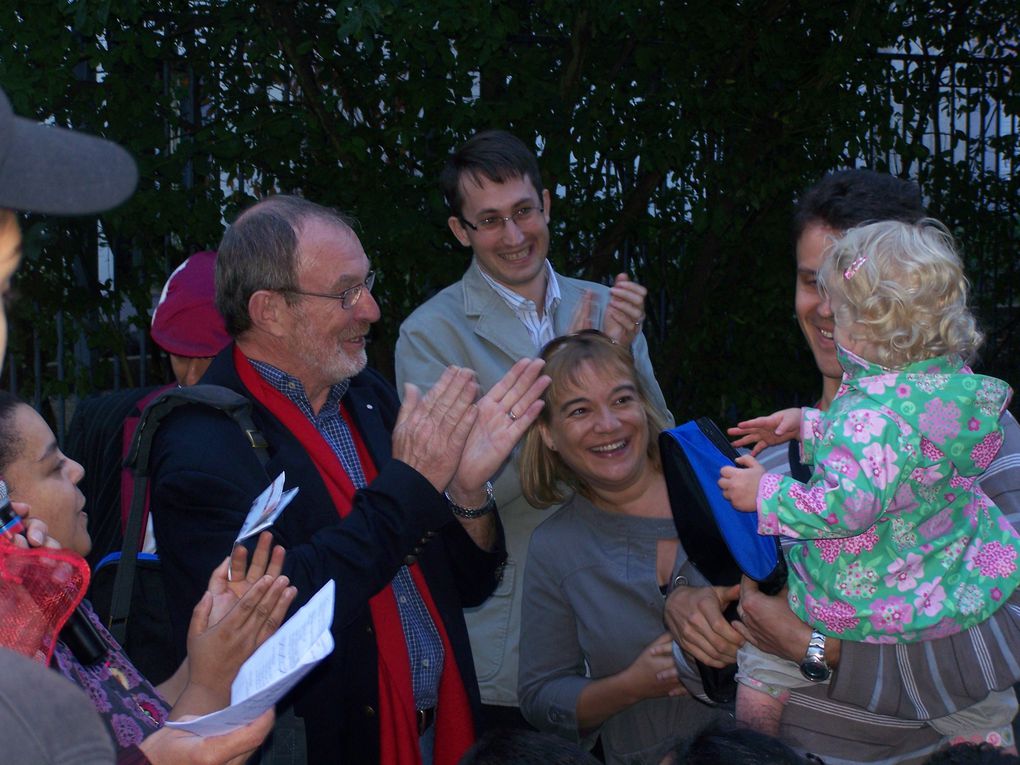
734, 643, 799, 736
736, 681, 787, 737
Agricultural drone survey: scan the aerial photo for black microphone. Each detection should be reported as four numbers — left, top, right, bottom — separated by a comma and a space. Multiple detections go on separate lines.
0, 479, 107, 665
0, 479, 23, 539
60, 603, 108, 665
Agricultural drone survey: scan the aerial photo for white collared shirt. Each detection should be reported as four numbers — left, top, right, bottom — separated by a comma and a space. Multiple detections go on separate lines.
475, 260, 562, 352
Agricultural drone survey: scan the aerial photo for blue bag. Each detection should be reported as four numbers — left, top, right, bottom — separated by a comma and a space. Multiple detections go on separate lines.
659, 417, 787, 703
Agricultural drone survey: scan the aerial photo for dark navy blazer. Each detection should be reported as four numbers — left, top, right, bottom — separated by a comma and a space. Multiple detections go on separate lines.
149, 346, 505, 763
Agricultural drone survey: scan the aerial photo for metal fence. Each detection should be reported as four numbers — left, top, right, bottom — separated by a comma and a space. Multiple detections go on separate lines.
872, 51, 1019, 391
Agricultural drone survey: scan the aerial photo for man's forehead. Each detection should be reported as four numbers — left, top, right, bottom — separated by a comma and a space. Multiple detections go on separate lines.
296, 216, 360, 252
458, 171, 536, 205
795, 224, 838, 271
296, 219, 367, 281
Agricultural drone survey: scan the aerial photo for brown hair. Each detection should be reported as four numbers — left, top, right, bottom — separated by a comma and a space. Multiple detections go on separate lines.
439, 130, 545, 220
215, 195, 356, 337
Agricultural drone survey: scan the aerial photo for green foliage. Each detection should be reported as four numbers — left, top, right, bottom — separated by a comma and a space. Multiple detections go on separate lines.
1, 0, 1017, 421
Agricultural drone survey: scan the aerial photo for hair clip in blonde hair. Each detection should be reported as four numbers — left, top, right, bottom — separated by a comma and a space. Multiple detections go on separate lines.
844, 254, 867, 280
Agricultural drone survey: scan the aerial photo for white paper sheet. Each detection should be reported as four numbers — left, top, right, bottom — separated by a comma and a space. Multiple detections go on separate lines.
235, 471, 299, 544
165, 579, 335, 736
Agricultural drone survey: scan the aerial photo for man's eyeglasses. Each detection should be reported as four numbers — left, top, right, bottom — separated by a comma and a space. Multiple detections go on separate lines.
282, 271, 376, 310
460, 206, 544, 234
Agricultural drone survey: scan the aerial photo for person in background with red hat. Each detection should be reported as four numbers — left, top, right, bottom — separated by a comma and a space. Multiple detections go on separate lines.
66, 249, 231, 598
150, 249, 232, 387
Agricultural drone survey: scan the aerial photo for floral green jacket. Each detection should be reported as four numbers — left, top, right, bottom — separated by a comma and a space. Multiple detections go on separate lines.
758, 348, 1018, 643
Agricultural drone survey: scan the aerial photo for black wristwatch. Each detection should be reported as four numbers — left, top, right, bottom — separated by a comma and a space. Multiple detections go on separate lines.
798, 629, 831, 682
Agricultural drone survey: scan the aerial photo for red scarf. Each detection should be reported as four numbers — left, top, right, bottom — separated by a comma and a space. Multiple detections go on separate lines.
234, 347, 474, 764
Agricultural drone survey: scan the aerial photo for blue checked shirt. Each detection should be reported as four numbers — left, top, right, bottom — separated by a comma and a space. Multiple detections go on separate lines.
250, 360, 444, 709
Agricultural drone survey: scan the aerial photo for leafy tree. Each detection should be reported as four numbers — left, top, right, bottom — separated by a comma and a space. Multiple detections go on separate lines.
1, 0, 1016, 423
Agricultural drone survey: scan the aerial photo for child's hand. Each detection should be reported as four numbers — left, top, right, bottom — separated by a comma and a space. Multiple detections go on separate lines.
727, 408, 802, 455
719, 455, 765, 511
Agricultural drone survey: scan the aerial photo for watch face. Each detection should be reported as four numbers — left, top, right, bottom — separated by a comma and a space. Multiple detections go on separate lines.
799, 658, 831, 682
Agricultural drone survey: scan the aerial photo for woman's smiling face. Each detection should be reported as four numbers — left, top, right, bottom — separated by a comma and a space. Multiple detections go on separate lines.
539, 360, 651, 497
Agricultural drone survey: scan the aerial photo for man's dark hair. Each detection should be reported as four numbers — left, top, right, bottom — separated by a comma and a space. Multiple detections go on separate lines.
457, 729, 599, 765
924, 742, 1020, 765
439, 130, 545, 220
670, 723, 810, 765
793, 169, 925, 240
215, 195, 355, 337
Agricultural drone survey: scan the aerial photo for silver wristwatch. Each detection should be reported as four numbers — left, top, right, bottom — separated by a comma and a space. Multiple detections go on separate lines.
798, 629, 831, 682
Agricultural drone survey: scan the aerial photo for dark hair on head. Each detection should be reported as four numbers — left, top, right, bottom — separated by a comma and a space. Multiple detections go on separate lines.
0, 390, 26, 477
923, 742, 1020, 765
457, 728, 600, 765
439, 130, 545, 220
669, 722, 810, 765
215, 194, 356, 337
793, 169, 925, 241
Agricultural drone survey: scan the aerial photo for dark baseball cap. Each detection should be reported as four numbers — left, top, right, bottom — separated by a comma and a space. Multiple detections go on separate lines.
0, 86, 137, 215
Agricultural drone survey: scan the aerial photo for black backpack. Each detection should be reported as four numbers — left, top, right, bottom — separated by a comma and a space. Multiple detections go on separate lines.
88, 385, 310, 763
89, 384, 270, 669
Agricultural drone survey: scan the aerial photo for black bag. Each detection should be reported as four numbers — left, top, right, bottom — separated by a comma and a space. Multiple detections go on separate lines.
89, 553, 176, 682
89, 385, 269, 680
659, 417, 787, 703
90, 384, 308, 765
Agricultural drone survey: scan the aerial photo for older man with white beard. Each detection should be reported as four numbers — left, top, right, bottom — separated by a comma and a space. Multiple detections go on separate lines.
149, 194, 550, 765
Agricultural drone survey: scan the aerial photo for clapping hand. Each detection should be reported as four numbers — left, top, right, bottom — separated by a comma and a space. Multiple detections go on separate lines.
604, 273, 648, 346
567, 273, 648, 346
172, 532, 295, 716
447, 357, 550, 505
139, 708, 275, 765
392, 365, 479, 492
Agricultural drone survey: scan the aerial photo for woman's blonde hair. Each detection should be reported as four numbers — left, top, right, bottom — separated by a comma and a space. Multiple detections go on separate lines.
518, 330, 667, 508
819, 218, 983, 368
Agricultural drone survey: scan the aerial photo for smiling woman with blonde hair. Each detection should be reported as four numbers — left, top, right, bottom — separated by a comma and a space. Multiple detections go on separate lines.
517, 330, 723, 765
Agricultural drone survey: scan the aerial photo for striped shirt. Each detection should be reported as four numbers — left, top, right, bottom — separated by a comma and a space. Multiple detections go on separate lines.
476, 259, 562, 351
757, 409, 1020, 763
250, 360, 443, 709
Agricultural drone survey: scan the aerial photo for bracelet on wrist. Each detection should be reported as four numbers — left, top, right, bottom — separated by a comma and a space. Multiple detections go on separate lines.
445, 481, 495, 519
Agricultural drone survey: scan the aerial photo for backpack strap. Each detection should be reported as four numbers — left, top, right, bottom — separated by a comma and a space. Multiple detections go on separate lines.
107, 384, 269, 644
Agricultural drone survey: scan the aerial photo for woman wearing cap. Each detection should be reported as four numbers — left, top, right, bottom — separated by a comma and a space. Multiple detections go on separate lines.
516, 331, 724, 765
66, 248, 232, 578
150, 249, 232, 386
0, 85, 288, 764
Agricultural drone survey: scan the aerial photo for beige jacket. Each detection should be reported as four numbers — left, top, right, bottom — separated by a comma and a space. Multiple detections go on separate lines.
395, 261, 671, 706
